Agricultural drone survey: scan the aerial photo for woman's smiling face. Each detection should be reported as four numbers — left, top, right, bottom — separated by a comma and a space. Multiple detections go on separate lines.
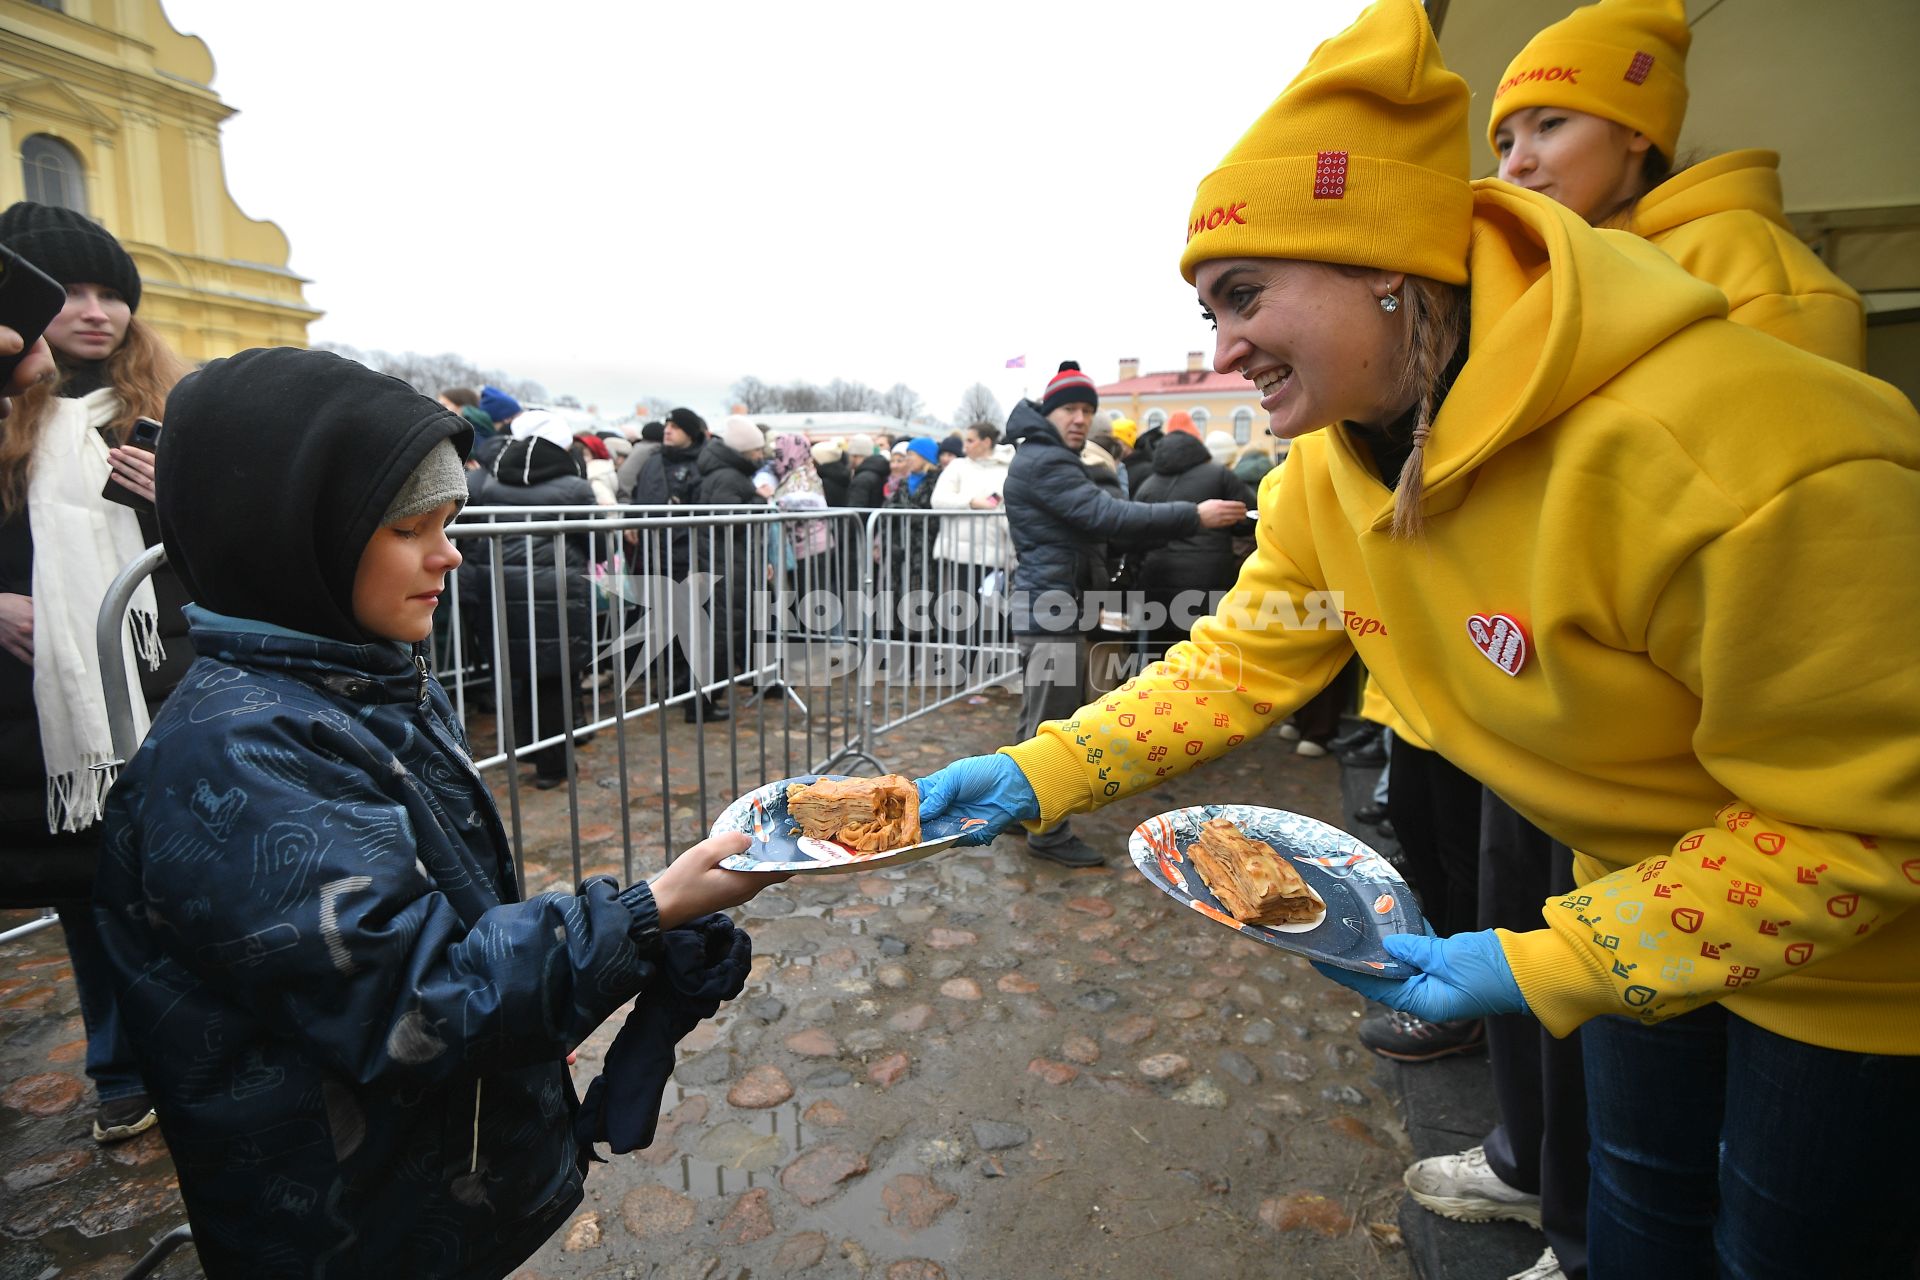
1195, 258, 1410, 440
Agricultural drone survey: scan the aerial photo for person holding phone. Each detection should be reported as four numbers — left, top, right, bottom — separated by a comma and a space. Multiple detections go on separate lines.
0, 201, 189, 1143
0, 324, 56, 421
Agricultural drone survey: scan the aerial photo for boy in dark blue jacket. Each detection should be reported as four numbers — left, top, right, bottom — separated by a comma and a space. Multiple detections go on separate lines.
94, 348, 781, 1278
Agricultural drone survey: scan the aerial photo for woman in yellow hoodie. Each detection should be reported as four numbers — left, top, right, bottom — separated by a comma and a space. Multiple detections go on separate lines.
916, 2, 1920, 1275
1444, 7, 1880, 1275
1489, 0, 1863, 367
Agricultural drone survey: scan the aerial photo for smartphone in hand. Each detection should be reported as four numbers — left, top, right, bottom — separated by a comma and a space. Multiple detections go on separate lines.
0, 242, 66, 385
101, 415, 162, 512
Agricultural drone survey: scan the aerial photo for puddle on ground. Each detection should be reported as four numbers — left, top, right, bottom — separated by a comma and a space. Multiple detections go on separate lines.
667, 1090, 808, 1198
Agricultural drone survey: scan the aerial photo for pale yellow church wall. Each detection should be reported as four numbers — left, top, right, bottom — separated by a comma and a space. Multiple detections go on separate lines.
0, 0, 318, 360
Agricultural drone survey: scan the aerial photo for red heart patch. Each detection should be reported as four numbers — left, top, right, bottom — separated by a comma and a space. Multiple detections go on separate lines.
1466, 613, 1528, 676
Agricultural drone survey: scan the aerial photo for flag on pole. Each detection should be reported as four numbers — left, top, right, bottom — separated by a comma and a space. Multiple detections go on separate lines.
1005, 355, 1025, 368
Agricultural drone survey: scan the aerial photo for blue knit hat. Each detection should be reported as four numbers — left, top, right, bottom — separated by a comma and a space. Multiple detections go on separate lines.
478, 385, 522, 423
906, 437, 939, 465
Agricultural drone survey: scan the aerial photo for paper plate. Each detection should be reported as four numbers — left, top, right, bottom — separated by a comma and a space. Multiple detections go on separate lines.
711, 774, 977, 875
1130, 804, 1428, 976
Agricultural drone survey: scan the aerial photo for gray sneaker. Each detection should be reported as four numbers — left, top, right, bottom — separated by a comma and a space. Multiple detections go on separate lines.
1404, 1144, 1542, 1227
93, 1093, 158, 1144
1510, 1248, 1564, 1280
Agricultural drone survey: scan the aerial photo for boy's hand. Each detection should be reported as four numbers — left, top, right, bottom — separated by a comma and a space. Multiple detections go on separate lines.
648, 832, 790, 929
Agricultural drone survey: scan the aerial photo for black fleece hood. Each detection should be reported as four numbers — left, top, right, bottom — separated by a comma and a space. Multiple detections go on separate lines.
156, 347, 472, 644
1150, 431, 1210, 476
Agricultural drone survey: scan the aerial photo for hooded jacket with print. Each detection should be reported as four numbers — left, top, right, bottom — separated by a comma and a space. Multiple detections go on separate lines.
1004, 184, 1920, 1054
99, 349, 675, 1278
1627, 150, 1865, 368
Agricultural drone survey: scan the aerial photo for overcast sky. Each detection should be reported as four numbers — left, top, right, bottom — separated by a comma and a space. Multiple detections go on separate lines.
160, 0, 1364, 423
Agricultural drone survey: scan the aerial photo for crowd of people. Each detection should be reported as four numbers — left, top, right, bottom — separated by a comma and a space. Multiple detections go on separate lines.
0, 0, 1914, 1276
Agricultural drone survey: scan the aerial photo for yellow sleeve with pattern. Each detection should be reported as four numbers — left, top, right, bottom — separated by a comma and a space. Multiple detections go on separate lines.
1002, 456, 1355, 828
1506, 460, 1920, 1037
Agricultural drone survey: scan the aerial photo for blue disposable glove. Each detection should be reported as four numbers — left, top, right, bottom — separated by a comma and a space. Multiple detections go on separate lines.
1312, 929, 1529, 1023
914, 754, 1041, 846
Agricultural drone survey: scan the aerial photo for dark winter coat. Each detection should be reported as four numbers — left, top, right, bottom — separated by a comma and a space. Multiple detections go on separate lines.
1122, 425, 1164, 493
1000, 400, 1199, 635
105, 348, 690, 1279
694, 440, 766, 675
1129, 431, 1256, 592
630, 443, 703, 576
846, 454, 890, 510
694, 439, 762, 507
97, 610, 663, 1279
461, 438, 600, 677
816, 457, 851, 508
615, 439, 660, 503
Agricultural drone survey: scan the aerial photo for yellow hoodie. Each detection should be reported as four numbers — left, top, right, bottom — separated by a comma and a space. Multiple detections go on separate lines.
1627, 150, 1865, 368
1004, 181, 1920, 1053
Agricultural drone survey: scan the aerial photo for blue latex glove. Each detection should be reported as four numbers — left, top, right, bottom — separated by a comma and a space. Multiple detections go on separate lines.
914, 754, 1041, 846
1312, 929, 1529, 1022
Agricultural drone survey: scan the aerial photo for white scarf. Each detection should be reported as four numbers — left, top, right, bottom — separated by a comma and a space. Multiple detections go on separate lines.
28, 388, 161, 833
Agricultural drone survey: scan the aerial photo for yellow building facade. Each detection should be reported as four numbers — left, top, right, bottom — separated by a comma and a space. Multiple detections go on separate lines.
1096, 354, 1278, 452
0, 0, 317, 359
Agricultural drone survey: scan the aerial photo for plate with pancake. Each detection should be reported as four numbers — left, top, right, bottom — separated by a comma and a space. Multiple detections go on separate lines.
711, 774, 978, 874
1129, 804, 1430, 976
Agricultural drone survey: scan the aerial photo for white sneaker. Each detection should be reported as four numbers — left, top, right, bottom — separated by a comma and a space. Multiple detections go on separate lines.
1404, 1145, 1542, 1227
1278, 722, 1302, 741
1509, 1248, 1564, 1280
1295, 739, 1328, 758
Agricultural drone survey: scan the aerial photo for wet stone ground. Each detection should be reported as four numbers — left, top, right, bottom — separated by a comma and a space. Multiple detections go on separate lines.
0, 687, 1415, 1279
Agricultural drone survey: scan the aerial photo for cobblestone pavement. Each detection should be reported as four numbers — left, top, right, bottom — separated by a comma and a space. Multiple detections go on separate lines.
0, 686, 1415, 1280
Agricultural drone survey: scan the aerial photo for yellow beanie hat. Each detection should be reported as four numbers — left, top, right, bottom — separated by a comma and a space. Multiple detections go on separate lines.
1487, 0, 1690, 159
1179, 0, 1471, 286
1110, 417, 1138, 447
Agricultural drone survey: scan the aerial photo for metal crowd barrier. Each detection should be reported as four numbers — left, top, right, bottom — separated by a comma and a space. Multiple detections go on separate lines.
862, 505, 1020, 737
87, 502, 1025, 897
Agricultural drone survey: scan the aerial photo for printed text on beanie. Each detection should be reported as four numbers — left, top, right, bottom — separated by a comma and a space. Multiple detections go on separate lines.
1177, 0, 1472, 286
1487, 0, 1690, 158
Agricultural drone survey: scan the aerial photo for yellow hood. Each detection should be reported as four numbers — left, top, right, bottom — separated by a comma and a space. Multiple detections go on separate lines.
1629, 149, 1788, 239
1625, 149, 1865, 368
1338, 180, 1726, 533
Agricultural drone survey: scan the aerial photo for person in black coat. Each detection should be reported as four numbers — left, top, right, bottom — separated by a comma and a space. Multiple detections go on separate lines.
1130, 423, 1256, 658
464, 415, 600, 787
1122, 422, 1164, 493
691, 417, 769, 719
813, 439, 851, 508
844, 434, 890, 509
631, 408, 708, 577
1000, 363, 1246, 868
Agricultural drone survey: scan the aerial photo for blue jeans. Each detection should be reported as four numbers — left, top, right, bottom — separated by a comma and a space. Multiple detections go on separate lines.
1582, 1003, 1920, 1279
58, 903, 146, 1103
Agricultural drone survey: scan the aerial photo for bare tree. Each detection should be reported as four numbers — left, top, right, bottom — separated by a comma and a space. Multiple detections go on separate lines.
954, 383, 1002, 428
730, 376, 784, 413
878, 382, 924, 423
780, 382, 831, 412
317, 341, 549, 404
822, 379, 882, 412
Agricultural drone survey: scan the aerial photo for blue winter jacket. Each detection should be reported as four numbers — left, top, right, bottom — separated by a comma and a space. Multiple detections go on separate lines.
95, 607, 664, 1279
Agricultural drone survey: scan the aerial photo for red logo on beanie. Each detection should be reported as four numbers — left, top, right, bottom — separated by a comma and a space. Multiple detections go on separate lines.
1314, 152, 1348, 200
1625, 52, 1654, 85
